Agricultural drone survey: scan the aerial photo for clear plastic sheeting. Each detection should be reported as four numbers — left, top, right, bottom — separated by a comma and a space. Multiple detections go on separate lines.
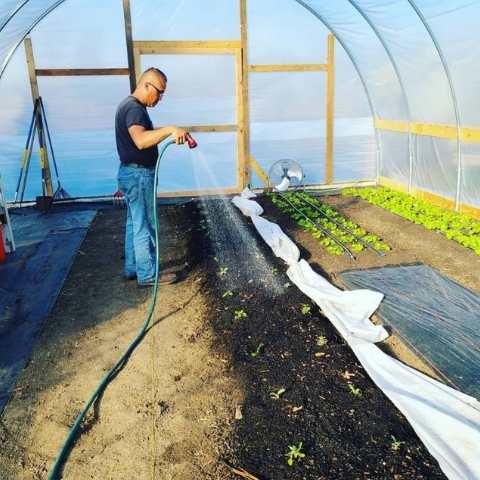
378, 130, 410, 184
0, 0, 479, 208
413, 136, 458, 200
340, 264, 480, 399
462, 143, 480, 208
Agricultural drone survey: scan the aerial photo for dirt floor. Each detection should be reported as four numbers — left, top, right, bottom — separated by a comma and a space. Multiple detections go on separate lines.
1, 193, 476, 479
0, 203, 242, 480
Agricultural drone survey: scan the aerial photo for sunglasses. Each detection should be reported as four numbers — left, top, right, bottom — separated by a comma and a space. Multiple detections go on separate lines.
147, 82, 165, 96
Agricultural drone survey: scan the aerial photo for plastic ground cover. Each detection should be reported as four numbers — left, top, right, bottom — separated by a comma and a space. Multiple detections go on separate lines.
340, 264, 480, 399
0, 207, 96, 413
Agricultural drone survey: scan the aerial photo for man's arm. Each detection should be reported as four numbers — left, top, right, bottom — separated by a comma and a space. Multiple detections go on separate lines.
128, 125, 187, 150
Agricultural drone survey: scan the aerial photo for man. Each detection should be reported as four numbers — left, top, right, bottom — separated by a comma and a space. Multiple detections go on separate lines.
116, 67, 186, 287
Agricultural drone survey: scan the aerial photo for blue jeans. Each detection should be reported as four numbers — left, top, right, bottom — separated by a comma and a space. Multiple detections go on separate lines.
117, 164, 156, 283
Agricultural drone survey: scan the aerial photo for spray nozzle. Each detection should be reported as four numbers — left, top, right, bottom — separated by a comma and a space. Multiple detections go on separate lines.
185, 132, 197, 149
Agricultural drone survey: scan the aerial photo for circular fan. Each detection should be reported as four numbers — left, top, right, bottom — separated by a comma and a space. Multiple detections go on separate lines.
267, 159, 304, 192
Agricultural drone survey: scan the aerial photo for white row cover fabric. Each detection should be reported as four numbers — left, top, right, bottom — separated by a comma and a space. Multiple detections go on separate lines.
231, 194, 480, 480
288, 259, 387, 343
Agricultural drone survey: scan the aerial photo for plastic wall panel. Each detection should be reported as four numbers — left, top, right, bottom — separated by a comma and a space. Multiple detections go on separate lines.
378, 131, 410, 185
0, 0, 67, 75
249, 71, 326, 187
413, 136, 457, 200
140, 54, 236, 127
334, 118, 376, 183
158, 132, 237, 192
354, 0, 456, 125
0, 45, 39, 200
248, 0, 328, 65
461, 143, 480, 208
131, 0, 239, 40
302, 0, 408, 120
29, 0, 127, 68
416, 0, 480, 127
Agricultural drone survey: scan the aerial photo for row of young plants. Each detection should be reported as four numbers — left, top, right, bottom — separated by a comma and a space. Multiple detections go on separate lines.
267, 191, 391, 256
342, 186, 480, 256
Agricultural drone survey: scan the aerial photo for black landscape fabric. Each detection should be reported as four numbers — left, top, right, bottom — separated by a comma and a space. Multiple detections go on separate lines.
0, 208, 96, 413
340, 264, 480, 399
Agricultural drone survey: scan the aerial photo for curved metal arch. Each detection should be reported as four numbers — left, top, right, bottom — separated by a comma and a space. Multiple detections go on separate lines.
0, 0, 67, 79
405, 0, 462, 209
0, 0, 30, 33
347, 0, 415, 191
294, 0, 382, 182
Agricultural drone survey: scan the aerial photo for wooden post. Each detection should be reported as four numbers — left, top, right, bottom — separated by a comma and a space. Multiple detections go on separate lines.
24, 37, 53, 197
238, 0, 250, 189
122, 0, 137, 92
326, 33, 335, 185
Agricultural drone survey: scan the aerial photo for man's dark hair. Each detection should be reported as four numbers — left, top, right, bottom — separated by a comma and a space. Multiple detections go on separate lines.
144, 67, 167, 83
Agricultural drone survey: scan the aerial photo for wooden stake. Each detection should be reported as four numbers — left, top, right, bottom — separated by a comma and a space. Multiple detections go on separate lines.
24, 37, 53, 197
239, 0, 251, 189
326, 33, 335, 185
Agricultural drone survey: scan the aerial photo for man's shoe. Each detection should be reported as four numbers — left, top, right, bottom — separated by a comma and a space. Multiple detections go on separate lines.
123, 273, 137, 281
138, 272, 178, 288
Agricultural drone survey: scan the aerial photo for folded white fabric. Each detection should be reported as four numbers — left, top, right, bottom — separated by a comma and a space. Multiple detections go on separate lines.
287, 259, 388, 343
352, 340, 480, 480
231, 196, 263, 217
251, 215, 300, 266
240, 187, 257, 199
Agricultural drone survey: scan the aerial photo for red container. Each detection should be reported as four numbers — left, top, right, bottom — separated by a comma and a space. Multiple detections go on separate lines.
0, 226, 6, 263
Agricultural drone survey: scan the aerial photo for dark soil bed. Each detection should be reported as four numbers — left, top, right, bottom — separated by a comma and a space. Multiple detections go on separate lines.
191, 198, 447, 479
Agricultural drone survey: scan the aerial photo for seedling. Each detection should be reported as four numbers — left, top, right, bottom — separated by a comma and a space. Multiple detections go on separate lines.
390, 435, 405, 452
272, 267, 278, 274
316, 335, 328, 347
222, 290, 234, 298
250, 342, 264, 358
348, 383, 362, 397
341, 370, 355, 380
301, 304, 311, 316
234, 309, 247, 321
219, 266, 228, 276
285, 442, 306, 466
270, 387, 286, 400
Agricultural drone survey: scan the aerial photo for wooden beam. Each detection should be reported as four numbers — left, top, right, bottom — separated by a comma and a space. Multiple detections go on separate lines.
325, 33, 335, 185
238, 0, 250, 189
122, 0, 136, 92
158, 187, 239, 198
248, 155, 269, 186
375, 118, 480, 143
24, 37, 39, 100
249, 64, 328, 73
134, 40, 241, 54
180, 125, 237, 133
35, 68, 130, 76
24, 37, 53, 197
133, 44, 142, 85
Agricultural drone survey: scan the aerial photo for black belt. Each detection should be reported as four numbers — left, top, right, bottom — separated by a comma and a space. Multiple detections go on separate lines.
123, 162, 154, 170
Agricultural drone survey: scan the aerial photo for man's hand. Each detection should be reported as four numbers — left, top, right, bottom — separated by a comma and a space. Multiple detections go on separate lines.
170, 127, 187, 145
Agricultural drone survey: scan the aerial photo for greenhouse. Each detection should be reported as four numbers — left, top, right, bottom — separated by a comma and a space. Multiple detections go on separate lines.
0, 1, 479, 479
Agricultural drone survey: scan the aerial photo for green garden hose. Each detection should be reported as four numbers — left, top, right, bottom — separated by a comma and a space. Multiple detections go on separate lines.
48, 139, 176, 479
